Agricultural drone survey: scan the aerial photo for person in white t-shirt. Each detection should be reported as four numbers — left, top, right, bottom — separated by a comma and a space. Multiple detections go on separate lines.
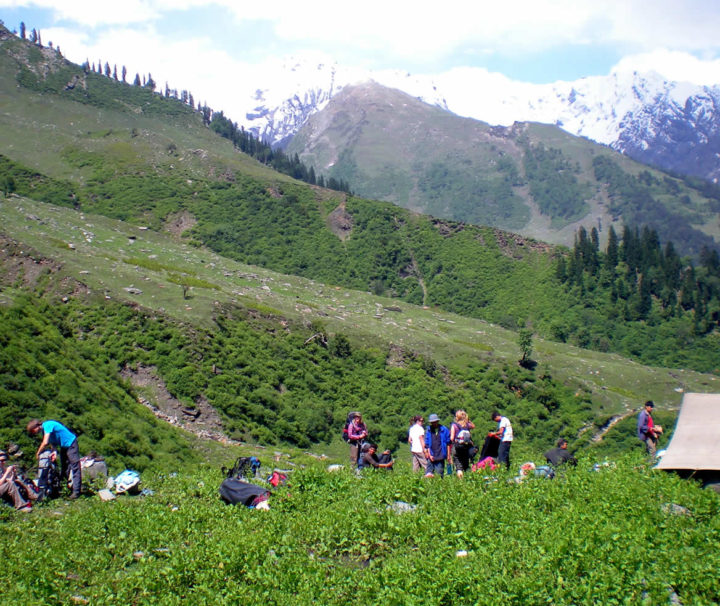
490, 411, 513, 471
407, 415, 427, 472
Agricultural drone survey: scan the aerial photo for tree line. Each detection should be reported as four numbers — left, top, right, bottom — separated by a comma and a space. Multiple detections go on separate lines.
557, 224, 720, 334
9, 21, 350, 195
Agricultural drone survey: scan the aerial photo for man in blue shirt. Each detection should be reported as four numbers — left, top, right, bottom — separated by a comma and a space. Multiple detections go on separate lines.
27, 419, 81, 499
423, 414, 451, 477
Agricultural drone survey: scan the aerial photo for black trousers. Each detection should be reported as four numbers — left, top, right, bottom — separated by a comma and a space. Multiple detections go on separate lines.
60, 439, 82, 496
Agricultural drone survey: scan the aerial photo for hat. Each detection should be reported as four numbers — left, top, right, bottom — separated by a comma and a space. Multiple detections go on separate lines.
645, 400, 655, 408
7, 443, 23, 458
428, 413, 440, 423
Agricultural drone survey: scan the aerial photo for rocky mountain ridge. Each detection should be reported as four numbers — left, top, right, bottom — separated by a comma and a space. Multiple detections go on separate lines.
238, 59, 720, 183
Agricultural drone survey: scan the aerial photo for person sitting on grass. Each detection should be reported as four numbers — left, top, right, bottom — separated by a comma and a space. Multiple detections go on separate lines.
544, 438, 577, 468
0, 449, 37, 503
0, 455, 32, 512
357, 444, 394, 471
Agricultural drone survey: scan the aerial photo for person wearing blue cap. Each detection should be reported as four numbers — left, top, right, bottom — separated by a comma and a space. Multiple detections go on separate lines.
423, 414, 451, 477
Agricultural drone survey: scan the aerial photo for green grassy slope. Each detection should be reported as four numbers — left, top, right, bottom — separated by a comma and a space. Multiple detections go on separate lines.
2, 196, 716, 454
1, 29, 718, 376
1, 459, 719, 604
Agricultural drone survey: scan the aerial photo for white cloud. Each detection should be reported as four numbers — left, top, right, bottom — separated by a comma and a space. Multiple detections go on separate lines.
611, 50, 720, 87
1, 0, 158, 27
8, 0, 720, 101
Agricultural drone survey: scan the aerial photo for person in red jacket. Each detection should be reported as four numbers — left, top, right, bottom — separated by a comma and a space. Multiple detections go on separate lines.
637, 401, 663, 456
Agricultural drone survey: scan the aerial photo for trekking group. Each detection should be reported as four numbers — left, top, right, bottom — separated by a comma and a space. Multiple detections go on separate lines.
347, 409, 526, 477
1, 400, 663, 512
347, 399, 660, 478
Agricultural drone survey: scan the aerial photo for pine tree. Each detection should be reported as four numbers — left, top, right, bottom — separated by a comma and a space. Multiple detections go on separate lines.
606, 225, 619, 270
121, 66, 127, 82
104, 62, 111, 78
133, 73, 141, 86
19, 21, 26, 39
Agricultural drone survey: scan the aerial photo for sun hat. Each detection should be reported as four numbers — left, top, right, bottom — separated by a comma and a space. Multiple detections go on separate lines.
428, 413, 440, 423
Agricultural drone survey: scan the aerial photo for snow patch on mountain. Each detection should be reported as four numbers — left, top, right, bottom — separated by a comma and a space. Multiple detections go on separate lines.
236, 57, 720, 180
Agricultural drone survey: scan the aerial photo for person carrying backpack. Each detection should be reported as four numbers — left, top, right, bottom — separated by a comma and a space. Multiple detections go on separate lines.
449, 410, 475, 478
27, 419, 81, 499
347, 413, 368, 466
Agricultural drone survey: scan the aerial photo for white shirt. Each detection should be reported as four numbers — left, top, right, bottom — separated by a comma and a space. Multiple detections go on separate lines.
408, 423, 425, 453
498, 417, 513, 442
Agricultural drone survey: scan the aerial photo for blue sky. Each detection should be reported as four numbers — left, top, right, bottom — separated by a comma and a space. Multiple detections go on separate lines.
2, 0, 720, 121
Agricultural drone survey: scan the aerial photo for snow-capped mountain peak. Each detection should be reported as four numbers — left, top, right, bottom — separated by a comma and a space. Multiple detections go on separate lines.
236, 57, 720, 182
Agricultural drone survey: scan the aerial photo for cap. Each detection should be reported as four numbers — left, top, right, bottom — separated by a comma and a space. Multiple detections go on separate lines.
645, 400, 655, 408
428, 413, 440, 423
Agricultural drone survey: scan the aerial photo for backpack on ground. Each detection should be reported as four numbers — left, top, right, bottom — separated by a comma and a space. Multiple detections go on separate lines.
267, 470, 289, 488
223, 456, 261, 480
114, 469, 141, 494
36, 450, 61, 501
342, 412, 361, 443
219, 478, 270, 507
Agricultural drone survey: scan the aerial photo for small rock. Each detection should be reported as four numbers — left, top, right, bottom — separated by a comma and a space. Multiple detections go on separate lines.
387, 501, 417, 514
661, 503, 692, 517
98, 489, 116, 501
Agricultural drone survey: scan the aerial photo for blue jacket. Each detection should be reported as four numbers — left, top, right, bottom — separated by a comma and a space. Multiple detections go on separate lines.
42, 420, 77, 448
424, 424, 450, 460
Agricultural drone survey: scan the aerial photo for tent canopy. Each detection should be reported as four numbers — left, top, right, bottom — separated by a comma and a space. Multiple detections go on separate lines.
656, 393, 720, 471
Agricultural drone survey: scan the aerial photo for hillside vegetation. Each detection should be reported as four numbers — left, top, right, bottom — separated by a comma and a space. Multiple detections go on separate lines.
0, 25, 719, 605
2, 460, 719, 604
1, 26, 719, 376
3, 196, 717, 460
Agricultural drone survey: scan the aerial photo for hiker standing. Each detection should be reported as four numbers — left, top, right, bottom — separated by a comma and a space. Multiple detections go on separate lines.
424, 414, 451, 477
347, 413, 368, 466
489, 411, 513, 471
27, 419, 82, 499
449, 410, 475, 478
637, 400, 663, 456
408, 415, 427, 472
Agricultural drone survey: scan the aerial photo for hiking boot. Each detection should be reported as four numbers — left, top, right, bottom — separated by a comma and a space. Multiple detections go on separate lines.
18, 505, 32, 513
67, 493, 80, 500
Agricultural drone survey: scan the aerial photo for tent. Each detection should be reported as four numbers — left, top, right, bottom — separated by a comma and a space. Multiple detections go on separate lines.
656, 393, 720, 472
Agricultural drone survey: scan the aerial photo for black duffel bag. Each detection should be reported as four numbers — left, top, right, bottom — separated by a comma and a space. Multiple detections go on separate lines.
219, 478, 269, 507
